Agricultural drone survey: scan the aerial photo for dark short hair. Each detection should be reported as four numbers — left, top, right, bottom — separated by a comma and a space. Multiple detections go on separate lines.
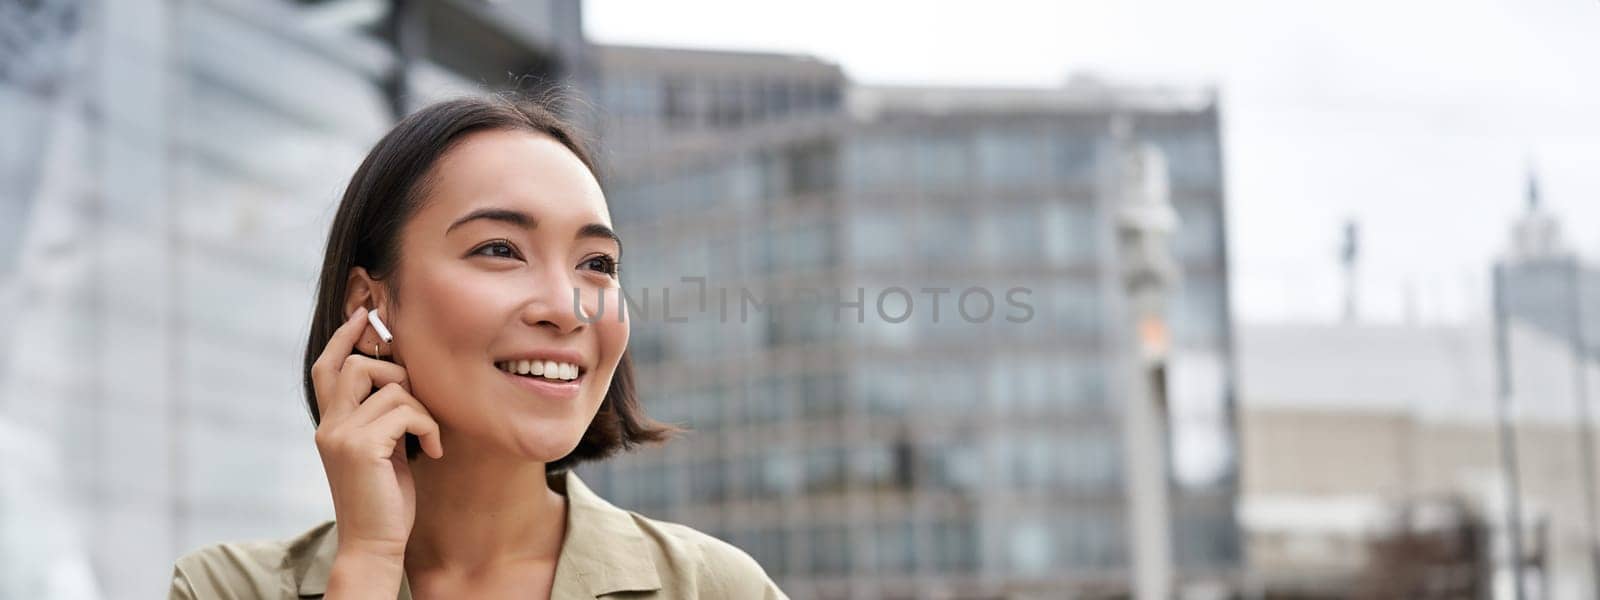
300, 93, 680, 471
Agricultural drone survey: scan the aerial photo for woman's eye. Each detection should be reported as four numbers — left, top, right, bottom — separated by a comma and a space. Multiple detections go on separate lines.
582, 255, 619, 276
472, 241, 520, 260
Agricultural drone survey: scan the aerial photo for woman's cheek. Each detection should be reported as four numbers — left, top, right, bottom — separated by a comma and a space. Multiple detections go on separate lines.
598, 300, 628, 390
615, 287, 631, 347
594, 284, 624, 324
614, 289, 629, 344
601, 313, 627, 362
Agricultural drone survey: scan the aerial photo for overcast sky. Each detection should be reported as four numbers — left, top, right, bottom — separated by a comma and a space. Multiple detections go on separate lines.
585, 0, 1600, 324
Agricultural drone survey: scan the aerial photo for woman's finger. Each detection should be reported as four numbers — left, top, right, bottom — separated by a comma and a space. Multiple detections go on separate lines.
311, 307, 369, 421
344, 381, 410, 426
366, 396, 444, 460
333, 354, 410, 415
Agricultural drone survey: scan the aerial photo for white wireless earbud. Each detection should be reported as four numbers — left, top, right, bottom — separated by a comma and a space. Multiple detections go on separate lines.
367, 308, 393, 344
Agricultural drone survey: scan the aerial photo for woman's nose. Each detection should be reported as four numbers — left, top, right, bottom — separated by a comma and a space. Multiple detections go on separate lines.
521, 265, 593, 334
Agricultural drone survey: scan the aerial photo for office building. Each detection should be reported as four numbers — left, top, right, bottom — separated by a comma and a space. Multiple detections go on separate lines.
581, 52, 1240, 597
0, 1, 579, 597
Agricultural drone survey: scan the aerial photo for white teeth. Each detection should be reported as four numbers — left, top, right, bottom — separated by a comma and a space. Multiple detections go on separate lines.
498, 360, 580, 381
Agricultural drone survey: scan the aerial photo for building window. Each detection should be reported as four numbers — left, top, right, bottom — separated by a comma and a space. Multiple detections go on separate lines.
1067, 511, 1128, 567
1042, 199, 1098, 265
874, 520, 917, 573
850, 443, 895, 488
740, 375, 790, 425
843, 137, 906, 190
786, 141, 837, 196
1172, 201, 1220, 261
1052, 281, 1103, 337
979, 204, 1043, 262
1009, 518, 1055, 575
743, 527, 789, 576
913, 135, 970, 189
1174, 277, 1225, 347
1147, 130, 1220, 187
708, 79, 744, 127
808, 524, 851, 574
802, 446, 846, 492
856, 366, 915, 416
771, 219, 832, 271
759, 448, 800, 497
931, 519, 978, 572
1050, 134, 1099, 185
847, 206, 905, 264
977, 129, 1049, 187
918, 207, 974, 263
663, 79, 691, 127
798, 373, 844, 418
924, 441, 982, 492
689, 459, 726, 503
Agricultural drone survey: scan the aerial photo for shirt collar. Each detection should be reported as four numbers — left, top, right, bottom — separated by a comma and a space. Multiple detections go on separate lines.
294, 469, 662, 598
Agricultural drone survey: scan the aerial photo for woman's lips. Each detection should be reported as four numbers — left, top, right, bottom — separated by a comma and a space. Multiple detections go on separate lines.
501, 368, 582, 400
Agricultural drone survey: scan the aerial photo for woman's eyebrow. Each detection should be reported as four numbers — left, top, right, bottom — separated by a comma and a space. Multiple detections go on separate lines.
578, 223, 623, 257
446, 208, 621, 256
446, 207, 535, 234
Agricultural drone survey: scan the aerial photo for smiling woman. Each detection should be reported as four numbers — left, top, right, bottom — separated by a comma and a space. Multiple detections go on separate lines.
167, 95, 787, 599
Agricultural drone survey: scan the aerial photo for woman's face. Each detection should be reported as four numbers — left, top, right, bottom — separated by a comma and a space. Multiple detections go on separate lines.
367, 129, 627, 463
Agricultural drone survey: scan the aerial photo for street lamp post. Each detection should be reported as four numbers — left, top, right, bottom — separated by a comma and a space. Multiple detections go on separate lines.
1114, 133, 1179, 600
1492, 262, 1529, 600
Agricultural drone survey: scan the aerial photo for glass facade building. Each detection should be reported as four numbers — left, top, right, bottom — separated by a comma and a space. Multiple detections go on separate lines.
0, 1, 393, 596
0, 0, 572, 597
581, 53, 1241, 598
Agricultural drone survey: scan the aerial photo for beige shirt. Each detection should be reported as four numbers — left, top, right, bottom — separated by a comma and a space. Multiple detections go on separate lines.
168, 470, 786, 599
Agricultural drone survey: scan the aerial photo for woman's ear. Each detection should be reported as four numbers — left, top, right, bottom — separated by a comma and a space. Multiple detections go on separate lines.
344, 267, 393, 337
344, 266, 379, 317
345, 267, 398, 357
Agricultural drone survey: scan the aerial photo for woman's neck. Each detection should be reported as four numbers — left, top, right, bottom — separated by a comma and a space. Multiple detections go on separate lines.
401, 429, 568, 574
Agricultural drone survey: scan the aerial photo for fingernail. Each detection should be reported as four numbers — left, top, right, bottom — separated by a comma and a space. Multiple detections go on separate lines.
350, 307, 363, 320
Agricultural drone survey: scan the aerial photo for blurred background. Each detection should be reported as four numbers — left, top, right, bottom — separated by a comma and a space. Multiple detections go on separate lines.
0, 0, 1596, 598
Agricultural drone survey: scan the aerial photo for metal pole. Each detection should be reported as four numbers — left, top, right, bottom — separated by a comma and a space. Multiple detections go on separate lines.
1121, 329, 1173, 600
1111, 133, 1176, 600
1493, 262, 1529, 600
1565, 258, 1600, 598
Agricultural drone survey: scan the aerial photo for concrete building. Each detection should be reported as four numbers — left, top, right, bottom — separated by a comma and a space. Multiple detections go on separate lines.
1238, 319, 1600, 599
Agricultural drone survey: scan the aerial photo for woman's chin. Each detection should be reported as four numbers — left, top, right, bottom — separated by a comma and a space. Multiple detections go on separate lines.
501, 424, 585, 463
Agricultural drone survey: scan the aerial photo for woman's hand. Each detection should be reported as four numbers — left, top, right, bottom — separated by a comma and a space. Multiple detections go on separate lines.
310, 307, 444, 595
